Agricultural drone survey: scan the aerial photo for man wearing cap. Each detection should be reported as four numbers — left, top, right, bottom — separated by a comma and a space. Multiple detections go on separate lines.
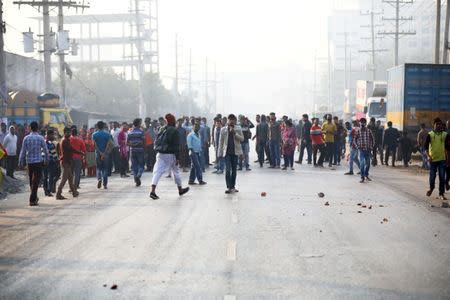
150, 113, 190, 200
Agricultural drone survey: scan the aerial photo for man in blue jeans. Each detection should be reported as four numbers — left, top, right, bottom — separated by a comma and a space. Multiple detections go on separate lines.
345, 120, 360, 175
218, 114, 244, 194
354, 118, 374, 183
93, 121, 113, 189
187, 122, 206, 185
268, 112, 281, 168
128, 118, 146, 187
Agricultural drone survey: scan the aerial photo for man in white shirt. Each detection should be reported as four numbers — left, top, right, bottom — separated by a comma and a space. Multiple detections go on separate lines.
110, 122, 121, 174
3, 126, 18, 178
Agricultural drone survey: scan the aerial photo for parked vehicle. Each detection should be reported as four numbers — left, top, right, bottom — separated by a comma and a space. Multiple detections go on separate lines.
387, 63, 450, 139
5, 91, 72, 135
355, 80, 387, 122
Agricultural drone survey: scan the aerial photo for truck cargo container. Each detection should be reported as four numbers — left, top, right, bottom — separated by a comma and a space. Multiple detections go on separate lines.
387, 63, 450, 136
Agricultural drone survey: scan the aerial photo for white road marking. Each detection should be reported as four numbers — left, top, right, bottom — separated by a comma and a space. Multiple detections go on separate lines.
232, 197, 238, 203
224, 295, 236, 300
227, 240, 237, 261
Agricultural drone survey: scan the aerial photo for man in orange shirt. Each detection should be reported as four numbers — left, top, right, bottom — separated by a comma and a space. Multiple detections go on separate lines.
70, 127, 86, 189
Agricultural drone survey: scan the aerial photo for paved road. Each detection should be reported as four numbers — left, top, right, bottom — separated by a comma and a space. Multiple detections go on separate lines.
0, 161, 449, 299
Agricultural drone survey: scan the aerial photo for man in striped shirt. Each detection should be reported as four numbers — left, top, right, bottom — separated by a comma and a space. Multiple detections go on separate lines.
19, 122, 49, 206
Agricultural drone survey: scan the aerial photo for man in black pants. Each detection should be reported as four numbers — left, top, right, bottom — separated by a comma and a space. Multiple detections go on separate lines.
299, 114, 312, 164
18, 121, 49, 206
383, 121, 400, 167
253, 114, 269, 167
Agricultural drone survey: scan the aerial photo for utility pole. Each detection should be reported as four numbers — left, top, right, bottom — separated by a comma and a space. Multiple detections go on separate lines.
379, 0, 415, 66
188, 48, 192, 116
174, 34, 178, 95
42, 0, 52, 91
360, 5, 388, 80
313, 50, 317, 115
133, 0, 146, 118
57, 0, 66, 107
14, 0, 89, 100
0, 0, 6, 116
213, 63, 217, 113
336, 32, 351, 90
205, 57, 208, 113
436, 0, 442, 63
444, 0, 450, 63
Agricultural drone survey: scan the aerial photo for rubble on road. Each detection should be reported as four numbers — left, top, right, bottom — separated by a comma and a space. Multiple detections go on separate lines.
318, 192, 325, 198
0, 170, 26, 199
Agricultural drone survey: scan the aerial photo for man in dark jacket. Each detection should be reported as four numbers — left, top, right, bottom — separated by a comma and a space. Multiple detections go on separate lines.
298, 114, 312, 164
383, 121, 400, 167
150, 113, 190, 200
253, 114, 269, 167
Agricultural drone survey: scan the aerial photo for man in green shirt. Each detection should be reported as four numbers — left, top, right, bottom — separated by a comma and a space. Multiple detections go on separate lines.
425, 118, 450, 200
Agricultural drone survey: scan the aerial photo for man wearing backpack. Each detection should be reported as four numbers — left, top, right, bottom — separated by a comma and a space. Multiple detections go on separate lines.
150, 114, 190, 200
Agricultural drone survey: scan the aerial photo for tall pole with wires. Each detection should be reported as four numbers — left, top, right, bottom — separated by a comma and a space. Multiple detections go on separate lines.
436, 0, 442, 63
0, 0, 6, 116
43, 0, 52, 92
13, 0, 89, 100
444, 0, 450, 63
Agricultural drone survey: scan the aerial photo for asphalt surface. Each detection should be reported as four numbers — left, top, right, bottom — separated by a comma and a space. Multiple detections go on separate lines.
0, 159, 449, 299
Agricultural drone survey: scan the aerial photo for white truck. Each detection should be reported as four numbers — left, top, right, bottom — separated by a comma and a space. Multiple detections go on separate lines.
355, 80, 387, 123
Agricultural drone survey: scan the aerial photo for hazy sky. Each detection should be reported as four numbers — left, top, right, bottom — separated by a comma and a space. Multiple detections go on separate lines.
4, 0, 340, 114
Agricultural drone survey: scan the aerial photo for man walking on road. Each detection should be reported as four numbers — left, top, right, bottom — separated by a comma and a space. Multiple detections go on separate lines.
70, 128, 86, 189
383, 121, 400, 167
128, 118, 146, 187
425, 118, 449, 200
93, 121, 113, 189
345, 120, 360, 175
354, 118, 374, 183
218, 114, 244, 194
56, 127, 84, 200
187, 122, 206, 185
18, 121, 49, 206
3, 126, 18, 178
150, 114, 190, 200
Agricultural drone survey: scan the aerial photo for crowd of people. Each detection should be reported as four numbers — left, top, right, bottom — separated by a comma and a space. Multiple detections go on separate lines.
0, 112, 449, 206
